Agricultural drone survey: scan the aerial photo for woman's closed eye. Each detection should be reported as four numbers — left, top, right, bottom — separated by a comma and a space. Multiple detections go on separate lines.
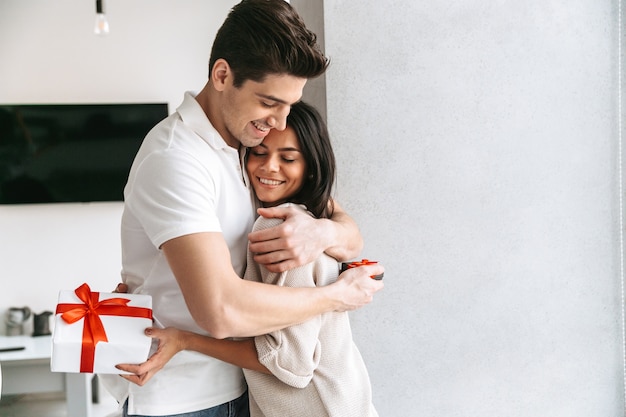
249, 147, 267, 157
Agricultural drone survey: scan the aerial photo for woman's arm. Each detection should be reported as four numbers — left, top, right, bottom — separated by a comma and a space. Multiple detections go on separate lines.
244, 214, 332, 388
117, 327, 270, 387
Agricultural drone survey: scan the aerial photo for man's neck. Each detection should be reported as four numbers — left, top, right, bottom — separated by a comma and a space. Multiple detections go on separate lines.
196, 83, 238, 149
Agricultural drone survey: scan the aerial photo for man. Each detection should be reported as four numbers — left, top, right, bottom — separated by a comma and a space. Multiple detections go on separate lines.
102, 1, 384, 416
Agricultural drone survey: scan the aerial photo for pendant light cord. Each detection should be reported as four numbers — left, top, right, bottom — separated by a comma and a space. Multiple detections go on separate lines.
617, 0, 626, 410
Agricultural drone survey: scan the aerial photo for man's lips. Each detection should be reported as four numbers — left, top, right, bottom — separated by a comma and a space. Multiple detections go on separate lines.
251, 120, 270, 132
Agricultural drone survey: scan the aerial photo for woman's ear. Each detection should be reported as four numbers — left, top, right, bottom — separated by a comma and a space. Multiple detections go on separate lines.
211, 59, 231, 92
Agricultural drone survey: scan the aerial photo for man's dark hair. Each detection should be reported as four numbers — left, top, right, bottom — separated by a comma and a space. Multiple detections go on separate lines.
209, 0, 329, 87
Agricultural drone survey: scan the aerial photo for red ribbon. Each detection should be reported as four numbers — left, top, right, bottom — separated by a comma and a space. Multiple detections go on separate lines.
55, 283, 152, 373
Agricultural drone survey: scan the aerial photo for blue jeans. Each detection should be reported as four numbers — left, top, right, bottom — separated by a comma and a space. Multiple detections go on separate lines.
123, 390, 250, 417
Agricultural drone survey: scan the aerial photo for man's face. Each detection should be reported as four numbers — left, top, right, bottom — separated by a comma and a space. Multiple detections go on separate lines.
220, 74, 307, 149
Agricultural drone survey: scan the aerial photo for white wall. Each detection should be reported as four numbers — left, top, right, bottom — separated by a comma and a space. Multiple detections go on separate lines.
324, 0, 624, 415
0, 0, 234, 333
1, 0, 624, 416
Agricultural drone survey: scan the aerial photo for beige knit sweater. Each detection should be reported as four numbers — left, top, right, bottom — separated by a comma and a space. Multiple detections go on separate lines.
243, 204, 378, 417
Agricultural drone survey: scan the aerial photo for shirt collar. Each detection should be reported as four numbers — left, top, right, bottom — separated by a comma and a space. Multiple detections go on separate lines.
176, 91, 229, 151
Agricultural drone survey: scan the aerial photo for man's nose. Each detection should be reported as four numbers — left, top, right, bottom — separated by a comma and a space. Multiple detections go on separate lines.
267, 106, 290, 131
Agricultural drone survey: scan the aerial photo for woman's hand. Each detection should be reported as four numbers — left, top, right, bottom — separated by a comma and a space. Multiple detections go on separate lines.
115, 327, 187, 386
113, 283, 128, 293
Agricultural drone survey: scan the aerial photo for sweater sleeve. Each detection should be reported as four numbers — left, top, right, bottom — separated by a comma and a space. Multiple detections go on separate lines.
254, 306, 323, 388
246, 206, 336, 389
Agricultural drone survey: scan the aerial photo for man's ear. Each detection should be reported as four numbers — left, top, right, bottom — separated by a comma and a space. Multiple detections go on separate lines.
211, 59, 231, 92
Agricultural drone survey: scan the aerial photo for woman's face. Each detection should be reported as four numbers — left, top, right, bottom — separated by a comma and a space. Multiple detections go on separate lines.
246, 126, 307, 207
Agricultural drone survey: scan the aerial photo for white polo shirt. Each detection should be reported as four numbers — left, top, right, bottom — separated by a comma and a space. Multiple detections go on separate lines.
100, 92, 255, 415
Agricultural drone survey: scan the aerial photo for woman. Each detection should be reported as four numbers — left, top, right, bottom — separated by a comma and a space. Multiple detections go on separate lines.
118, 101, 378, 417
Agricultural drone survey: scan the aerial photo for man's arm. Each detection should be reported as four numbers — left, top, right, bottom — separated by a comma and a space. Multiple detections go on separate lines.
248, 201, 363, 272
162, 231, 383, 339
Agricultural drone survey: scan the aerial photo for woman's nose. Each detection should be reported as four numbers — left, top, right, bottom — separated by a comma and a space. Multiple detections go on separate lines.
262, 155, 280, 172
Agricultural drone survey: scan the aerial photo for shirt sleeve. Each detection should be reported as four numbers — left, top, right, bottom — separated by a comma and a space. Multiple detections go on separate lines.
125, 148, 221, 248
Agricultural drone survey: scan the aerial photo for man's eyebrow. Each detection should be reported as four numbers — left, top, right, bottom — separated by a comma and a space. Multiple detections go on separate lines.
256, 93, 299, 106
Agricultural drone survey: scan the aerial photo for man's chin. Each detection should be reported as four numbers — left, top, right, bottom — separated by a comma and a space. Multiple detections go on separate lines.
240, 136, 266, 148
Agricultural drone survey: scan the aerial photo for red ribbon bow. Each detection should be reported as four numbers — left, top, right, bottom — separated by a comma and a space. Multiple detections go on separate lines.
55, 283, 152, 373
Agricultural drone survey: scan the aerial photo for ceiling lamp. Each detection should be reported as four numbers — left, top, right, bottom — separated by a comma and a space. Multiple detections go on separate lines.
94, 0, 110, 36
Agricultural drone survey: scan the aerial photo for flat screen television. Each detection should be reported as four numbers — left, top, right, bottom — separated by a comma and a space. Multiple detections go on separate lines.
0, 103, 169, 204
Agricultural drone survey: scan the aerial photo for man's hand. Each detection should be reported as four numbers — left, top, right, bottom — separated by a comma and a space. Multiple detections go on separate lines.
248, 205, 330, 272
116, 327, 186, 386
331, 263, 385, 312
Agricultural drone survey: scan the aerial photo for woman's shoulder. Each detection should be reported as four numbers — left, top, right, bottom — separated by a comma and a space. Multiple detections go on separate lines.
278, 202, 308, 212
252, 203, 311, 231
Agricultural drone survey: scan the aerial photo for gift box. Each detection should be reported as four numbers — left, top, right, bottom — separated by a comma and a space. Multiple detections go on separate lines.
51, 283, 153, 374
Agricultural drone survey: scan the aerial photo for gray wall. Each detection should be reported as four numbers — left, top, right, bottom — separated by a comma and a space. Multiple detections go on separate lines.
322, 0, 624, 415
291, 0, 327, 120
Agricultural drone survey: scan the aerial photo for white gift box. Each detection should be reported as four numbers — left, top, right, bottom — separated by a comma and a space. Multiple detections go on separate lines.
51, 283, 153, 374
